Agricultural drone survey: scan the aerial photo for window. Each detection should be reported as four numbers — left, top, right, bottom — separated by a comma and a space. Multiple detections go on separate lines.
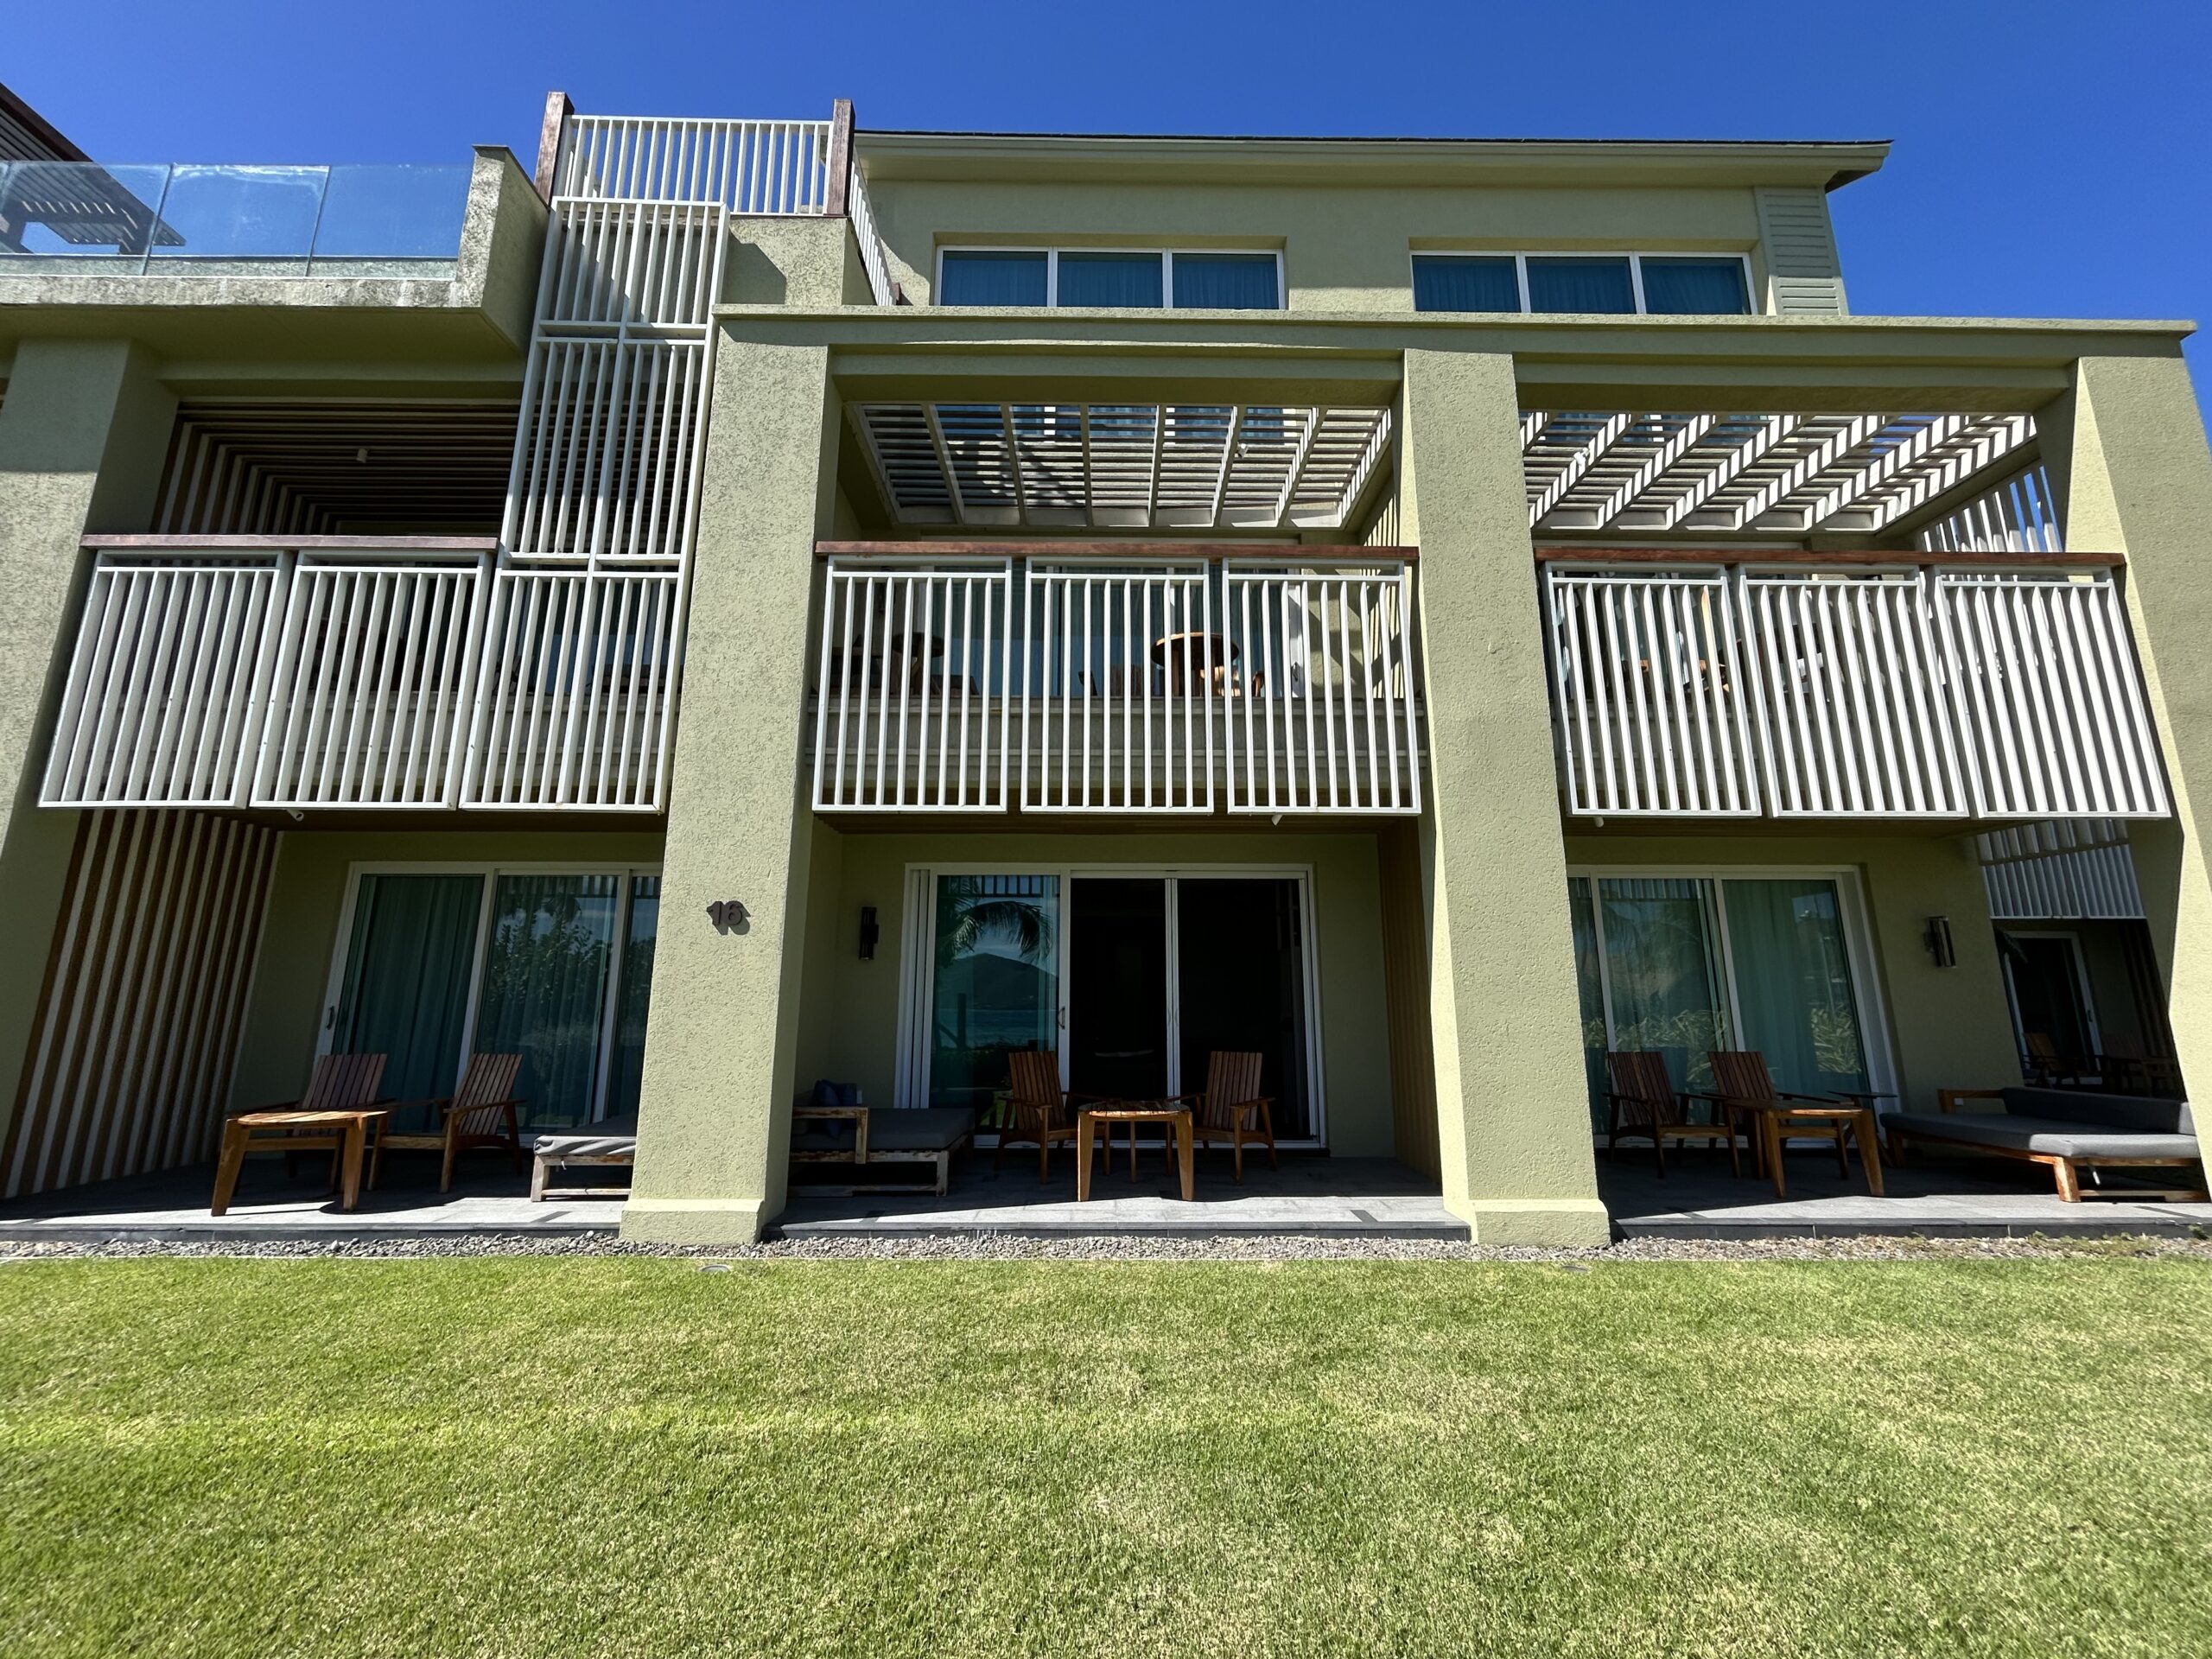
1412, 251, 1756, 316
936, 247, 1282, 309
1567, 870, 1882, 1132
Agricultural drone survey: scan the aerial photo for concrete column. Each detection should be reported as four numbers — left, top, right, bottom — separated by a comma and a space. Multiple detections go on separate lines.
1400, 348, 1608, 1245
0, 340, 174, 1149
2040, 351, 2212, 1184
621, 335, 840, 1243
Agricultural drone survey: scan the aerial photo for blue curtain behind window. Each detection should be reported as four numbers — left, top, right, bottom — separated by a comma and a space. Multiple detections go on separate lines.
1057, 252, 1164, 307
1640, 257, 1751, 315
1171, 252, 1279, 309
938, 251, 1047, 306
1527, 257, 1636, 315
1412, 256, 1521, 313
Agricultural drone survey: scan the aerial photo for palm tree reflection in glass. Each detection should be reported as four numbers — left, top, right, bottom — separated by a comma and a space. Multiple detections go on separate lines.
929, 874, 1059, 1116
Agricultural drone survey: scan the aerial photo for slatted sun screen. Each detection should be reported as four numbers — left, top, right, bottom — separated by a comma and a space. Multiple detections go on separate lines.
1978, 819, 2145, 921
0, 810, 276, 1198
1522, 411, 2036, 536
851, 404, 1393, 531
1542, 562, 2170, 821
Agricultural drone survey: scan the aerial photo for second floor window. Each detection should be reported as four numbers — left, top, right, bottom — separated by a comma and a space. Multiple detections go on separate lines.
938, 248, 1282, 309
1412, 252, 1753, 316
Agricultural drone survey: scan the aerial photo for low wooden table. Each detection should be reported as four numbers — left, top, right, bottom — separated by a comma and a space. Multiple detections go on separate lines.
1076, 1105, 1194, 1202
213, 1108, 391, 1215
1727, 1100, 1885, 1200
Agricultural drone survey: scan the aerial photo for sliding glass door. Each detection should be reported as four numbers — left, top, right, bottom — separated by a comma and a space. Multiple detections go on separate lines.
906, 867, 1323, 1141
325, 865, 660, 1129
1567, 870, 1879, 1132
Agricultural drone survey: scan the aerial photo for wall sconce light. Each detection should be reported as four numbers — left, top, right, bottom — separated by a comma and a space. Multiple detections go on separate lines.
707, 899, 749, 931
859, 905, 880, 961
1924, 915, 1956, 969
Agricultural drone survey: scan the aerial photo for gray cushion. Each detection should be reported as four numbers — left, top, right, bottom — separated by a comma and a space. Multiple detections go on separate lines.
792, 1106, 975, 1155
532, 1115, 639, 1160
1999, 1087, 2192, 1135
1890, 1110, 2199, 1162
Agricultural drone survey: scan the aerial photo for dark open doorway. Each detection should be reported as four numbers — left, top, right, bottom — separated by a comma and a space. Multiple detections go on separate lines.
1067, 878, 1168, 1101
1177, 877, 1314, 1141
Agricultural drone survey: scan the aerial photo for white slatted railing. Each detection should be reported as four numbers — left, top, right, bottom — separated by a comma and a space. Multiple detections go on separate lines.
1025, 562, 1216, 812
1542, 561, 2170, 821
1223, 565, 1421, 813
41, 550, 286, 808
553, 116, 834, 214
812, 558, 1014, 811
1545, 568, 1758, 817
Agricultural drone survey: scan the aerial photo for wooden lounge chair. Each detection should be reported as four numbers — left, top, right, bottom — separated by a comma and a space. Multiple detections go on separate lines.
1174, 1050, 1276, 1183
368, 1052, 525, 1192
995, 1050, 1104, 1185
1707, 1050, 1885, 1198
1602, 1050, 1738, 1178
211, 1052, 389, 1215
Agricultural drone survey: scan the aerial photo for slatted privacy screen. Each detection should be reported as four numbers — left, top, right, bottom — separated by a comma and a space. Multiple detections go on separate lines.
811, 558, 1014, 811
463, 569, 682, 810
1978, 819, 2145, 920
41, 551, 286, 808
1919, 464, 2063, 555
1738, 573, 1969, 817
538, 200, 726, 328
1521, 410, 2037, 537
504, 336, 711, 563
1934, 573, 2168, 817
251, 554, 487, 807
1222, 565, 1421, 814
553, 115, 833, 213
1023, 563, 1217, 812
852, 404, 1395, 531
1544, 568, 1759, 817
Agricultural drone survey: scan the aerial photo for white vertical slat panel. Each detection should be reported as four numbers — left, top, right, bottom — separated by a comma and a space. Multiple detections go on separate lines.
1935, 571, 2169, 818
556, 116, 832, 214
1737, 571, 1967, 817
1918, 465, 2064, 555
811, 557, 1013, 811
1023, 562, 1214, 813
1224, 562, 1421, 815
1541, 567, 1757, 817
39, 552, 286, 808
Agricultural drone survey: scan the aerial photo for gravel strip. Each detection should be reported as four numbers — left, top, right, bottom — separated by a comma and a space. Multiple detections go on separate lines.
1, 1232, 2205, 1264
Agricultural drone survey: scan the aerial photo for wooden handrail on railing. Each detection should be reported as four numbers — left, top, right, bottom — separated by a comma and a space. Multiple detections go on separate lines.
815, 541, 1417, 563
1534, 545, 2122, 569
82, 534, 499, 551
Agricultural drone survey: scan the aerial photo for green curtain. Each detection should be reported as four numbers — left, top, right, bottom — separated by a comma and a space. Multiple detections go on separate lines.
601, 875, 659, 1122
1597, 877, 1732, 1096
1723, 879, 1870, 1096
334, 874, 483, 1120
471, 874, 619, 1128
1567, 878, 1611, 1131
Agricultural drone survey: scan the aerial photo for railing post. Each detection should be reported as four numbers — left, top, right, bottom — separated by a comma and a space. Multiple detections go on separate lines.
533, 91, 573, 203
824, 99, 855, 218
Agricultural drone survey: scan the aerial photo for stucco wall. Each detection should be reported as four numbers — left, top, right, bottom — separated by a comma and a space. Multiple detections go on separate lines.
797, 828, 1396, 1157
230, 828, 666, 1109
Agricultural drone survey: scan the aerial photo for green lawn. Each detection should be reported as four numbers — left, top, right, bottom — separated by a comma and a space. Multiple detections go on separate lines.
2, 1255, 2209, 1658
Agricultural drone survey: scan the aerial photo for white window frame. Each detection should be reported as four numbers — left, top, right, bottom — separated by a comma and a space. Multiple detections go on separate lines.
317, 859, 664, 1122
933, 245, 1286, 310
1567, 863, 1898, 1115
893, 860, 1327, 1145
1409, 251, 1757, 316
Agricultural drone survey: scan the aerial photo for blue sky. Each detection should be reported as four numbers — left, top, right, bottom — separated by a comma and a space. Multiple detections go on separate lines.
13, 1, 2211, 415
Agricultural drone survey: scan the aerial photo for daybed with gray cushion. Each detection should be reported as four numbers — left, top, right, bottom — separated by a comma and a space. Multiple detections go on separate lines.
1885, 1087, 2203, 1202
530, 1116, 638, 1201
790, 1103, 976, 1196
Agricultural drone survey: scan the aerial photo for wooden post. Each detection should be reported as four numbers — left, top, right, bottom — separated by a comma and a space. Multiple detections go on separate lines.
533, 91, 574, 203
825, 99, 855, 217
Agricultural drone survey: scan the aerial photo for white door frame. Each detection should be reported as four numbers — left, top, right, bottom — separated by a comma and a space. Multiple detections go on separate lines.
896, 861, 1328, 1147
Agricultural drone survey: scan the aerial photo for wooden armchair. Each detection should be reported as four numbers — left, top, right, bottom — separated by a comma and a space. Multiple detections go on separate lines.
211, 1052, 389, 1215
1707, 1050, 1886, 1191
995, 1050, 1105, 1185
1602, 1050, 1738, 1178
1172, 1050, 1276, 1183
369, 1052, 525, 1192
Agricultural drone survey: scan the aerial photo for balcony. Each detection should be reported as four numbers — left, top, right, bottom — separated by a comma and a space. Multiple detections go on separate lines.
809, 543, 1421, 815
0, 162, 474, 278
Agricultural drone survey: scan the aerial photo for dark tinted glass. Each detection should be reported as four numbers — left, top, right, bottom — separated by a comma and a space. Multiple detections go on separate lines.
1170, 252, 1280, 309
1526, 256, 1636, 315
1411, 255, 1522, 313
938, 250, 1048, 305
1056, 251, 1164, 307
1638, 257, 1751, 315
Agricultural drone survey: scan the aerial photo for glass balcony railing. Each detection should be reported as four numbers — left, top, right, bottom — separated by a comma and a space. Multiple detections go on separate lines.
0, 162, 472, 278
